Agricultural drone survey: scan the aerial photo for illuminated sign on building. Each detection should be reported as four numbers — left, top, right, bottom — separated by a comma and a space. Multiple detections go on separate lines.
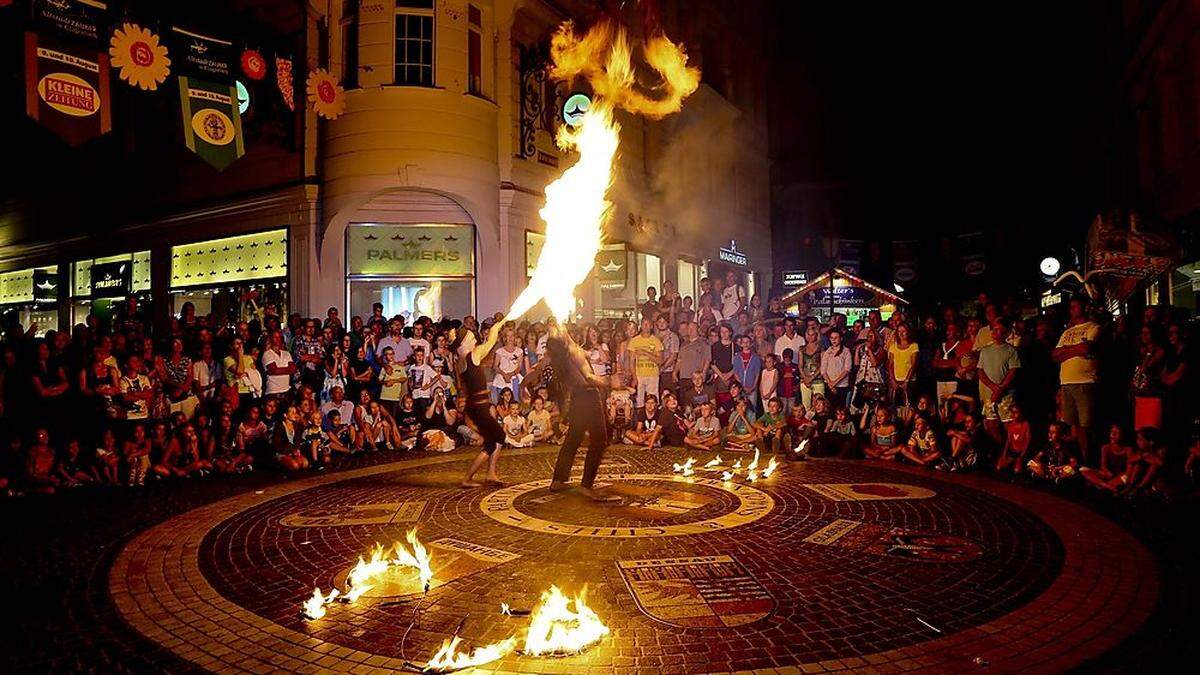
718, 240, 747, 266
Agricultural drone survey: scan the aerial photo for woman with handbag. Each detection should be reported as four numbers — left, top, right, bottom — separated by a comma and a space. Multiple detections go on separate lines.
853, 328, 886, 412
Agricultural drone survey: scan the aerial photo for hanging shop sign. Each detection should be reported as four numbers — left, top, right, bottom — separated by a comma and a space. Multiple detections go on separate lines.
73, 252, 150, 297
306, 68, 345, 120
109, 22, 170, 91
1040, 292, 1063, 308
240, 48, 267, 81
275, 55, 295, 111
235, 80, 250, 114
347, 225, 474, 277
33, 269, 59, 303
562, 91, 590, 127
31, 0, 107, 46
90, 259, 131, 298
24, 32, 111, 145
958, 231, 987, 276
597, 243, 628, 291
170, 229, 287, 289
718, 240, 748, 267
782, 270, 809, 287
170, 26, 233, 82
177, 75, 244, 170
809, 284, 878, 308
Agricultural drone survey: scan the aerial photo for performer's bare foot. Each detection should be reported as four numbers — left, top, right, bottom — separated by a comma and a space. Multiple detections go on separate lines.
548, 480, 571, 492
460, 480, 484, 488
484, 477, 505, 487
578, 486, 621, 503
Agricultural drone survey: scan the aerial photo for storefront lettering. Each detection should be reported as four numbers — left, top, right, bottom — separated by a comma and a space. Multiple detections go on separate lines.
366, 248, 462, 262
719, 240, 748, 266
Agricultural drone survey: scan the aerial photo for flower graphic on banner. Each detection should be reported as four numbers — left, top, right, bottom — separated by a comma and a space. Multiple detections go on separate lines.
109, 23, 171, 91
241, 49, 267, 81
306, 68, 345, 120
275, 56, 295, 110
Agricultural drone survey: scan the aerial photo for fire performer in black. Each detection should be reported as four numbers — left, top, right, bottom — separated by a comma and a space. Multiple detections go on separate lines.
453, 319, 508, 487
546, 323, 620, 502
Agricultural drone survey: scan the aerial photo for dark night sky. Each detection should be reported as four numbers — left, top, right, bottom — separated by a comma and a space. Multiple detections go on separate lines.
768, 2, 1114, 265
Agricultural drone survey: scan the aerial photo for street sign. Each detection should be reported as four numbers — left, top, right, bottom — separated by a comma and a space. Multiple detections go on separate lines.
782, 270, 808, 287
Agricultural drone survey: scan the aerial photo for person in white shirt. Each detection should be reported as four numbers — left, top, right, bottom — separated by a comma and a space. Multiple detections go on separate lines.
261, 330, 296, 398
774, 318, 805, 360
408, 346, 438, 408
820, 328, 854, 407
408, 322, 431, 362
721, 269, 747, 320
319, 386, 355, 425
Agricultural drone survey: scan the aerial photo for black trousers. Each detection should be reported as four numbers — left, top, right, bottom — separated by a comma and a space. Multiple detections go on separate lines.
465, 401, 505, 456
552, 388, 608, 488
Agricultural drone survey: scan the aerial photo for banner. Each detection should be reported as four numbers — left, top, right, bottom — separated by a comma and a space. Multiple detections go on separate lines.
957, 231, 987, 277
90, 259, 131, 298
177, 75, 244, 170
25, 32, 111, 145
170, 26, 233, 83
837, 239, 863, 274
109, 22, 170, 91
346, 225, 475, 277
241, 48, 267, 81
275, 55, 295, 111
892, 240, 918, 283
597, 243, 628, 291
31, 0, 107, 46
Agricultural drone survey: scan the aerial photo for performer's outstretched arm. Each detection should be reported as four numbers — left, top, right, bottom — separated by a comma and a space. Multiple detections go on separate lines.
471, 319, 507, 366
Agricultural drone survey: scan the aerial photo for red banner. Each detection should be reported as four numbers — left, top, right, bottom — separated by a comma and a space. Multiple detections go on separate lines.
25, 32, 111, 146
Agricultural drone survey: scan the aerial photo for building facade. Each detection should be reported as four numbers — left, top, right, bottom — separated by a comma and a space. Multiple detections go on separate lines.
0, 0, 771, 333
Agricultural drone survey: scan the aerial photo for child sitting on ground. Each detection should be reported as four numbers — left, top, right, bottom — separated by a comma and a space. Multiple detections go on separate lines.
1081, 424, 1133, 493
685, 401, 722, 453
94, 428, 121, 485
606, 386, 634, 443
1121, 427, 1166, 497
25, 429, 59, 494
526, 396, 556, 444
123, 424, 151, 486
899, 415, 940, 467
994, 402, 1032, 475
502, 402, 535, 448
623, 394, 664, 449
1026, 421, 1079, 481
784, 403, 815, 458
822, 406, 858, 458
755, 397, 786, 453
302, 410, 331, 469
943, 413, 988, 471
658, 393, 689, 448
56, 439, 96, 487
863, 405, 901, 459
725, 397, 759, 452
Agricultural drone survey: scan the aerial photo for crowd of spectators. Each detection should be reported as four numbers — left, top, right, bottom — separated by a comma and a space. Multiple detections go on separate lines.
0, 269, 1196, 502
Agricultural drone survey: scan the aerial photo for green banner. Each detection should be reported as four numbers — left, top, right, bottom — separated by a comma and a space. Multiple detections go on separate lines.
178, 75, 244, 170
347, 225, 474, 277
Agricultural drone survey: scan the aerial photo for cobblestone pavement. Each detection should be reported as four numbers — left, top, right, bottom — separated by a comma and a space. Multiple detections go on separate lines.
2, 446, 1193, 673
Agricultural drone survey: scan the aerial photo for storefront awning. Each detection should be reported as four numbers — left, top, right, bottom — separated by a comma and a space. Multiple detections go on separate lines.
778, 267, 908, 309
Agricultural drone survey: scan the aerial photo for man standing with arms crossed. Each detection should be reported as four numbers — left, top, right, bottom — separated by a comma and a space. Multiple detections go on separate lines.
1053, 298, 1100, 463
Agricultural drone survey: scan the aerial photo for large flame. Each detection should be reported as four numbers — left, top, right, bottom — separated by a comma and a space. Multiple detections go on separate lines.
302, 586, 339, 620
424, 635, 517, 673
303, 528, 434, 619
507, 21, 699, 322
523, 585, 610, 656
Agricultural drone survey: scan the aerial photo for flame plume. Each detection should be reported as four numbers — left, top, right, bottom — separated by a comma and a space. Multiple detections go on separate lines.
424, 635, 517, 673
507, 21, 699, 322
523, 585, 610, 656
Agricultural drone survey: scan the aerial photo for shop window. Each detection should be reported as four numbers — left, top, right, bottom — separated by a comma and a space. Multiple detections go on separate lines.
677, 259, 698, 305
525, 230, 545, 278
346, 223, 475, 321
1171, 261, 1198, 312
395, 0, 435, 87
170, 230, 287, 289
635, 252, 661, 304
0, 267, 58, 337
72, 251, 151, 298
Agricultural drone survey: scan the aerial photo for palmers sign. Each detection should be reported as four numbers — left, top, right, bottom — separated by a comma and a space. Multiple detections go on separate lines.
347, 224, 474, 277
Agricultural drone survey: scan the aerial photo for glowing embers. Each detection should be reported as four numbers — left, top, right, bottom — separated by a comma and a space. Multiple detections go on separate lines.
697, 449, 781, 484
301, 527, 433, 620
672, 457, 696, 476
523, 585, 610, 656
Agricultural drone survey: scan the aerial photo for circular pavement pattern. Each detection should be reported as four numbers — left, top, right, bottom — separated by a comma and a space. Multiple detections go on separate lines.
110, 447, 1159, 673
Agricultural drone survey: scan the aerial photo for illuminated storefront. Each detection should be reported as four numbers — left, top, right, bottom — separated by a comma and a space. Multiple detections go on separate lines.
779, 268, 907, 323
345, 224, 475, 321
0, 267, 60, 335
70, 251, 152, 326
169, 229, 289, 323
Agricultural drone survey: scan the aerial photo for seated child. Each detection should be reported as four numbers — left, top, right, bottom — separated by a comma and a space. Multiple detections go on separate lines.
25, 428, 60, 494
394, 396, 423, 450
863, 405, 901, 460
56, 439, 97, 487
658, 394, 689, 448
784, 403, 816, 458
682, 370, 714, 418
302, 410, 331, 469
717, 382, 744, 427
943, 413, 989, 471
899, 415, 940, 467
606, 386, 634, 443
122, 424, 151, 487
685, 401, 722, 452
1121, 427, 1166, 497
1026, 421, 1080, 481
94, 428, 121, 485
623, 394, 664, 448
324, 410, 357, 456
526, 396, 556, 444
821, 406, 858, 458
235, 406, 270, 460
994, 403, 1032, 475
755, 397, 786, 453
724, 397, 759, 451
502, 402, 535, 448
1081, 424, 1132, 493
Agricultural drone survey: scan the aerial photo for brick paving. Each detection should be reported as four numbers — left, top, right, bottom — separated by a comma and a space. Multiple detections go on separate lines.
94, 447, 1159, 673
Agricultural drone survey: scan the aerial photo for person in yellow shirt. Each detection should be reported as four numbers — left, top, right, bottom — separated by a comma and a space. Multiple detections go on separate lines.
223, 337, 260, 411
627, 317, 663, 412
887, 324, 920, 405
1053, 298, 1100, 461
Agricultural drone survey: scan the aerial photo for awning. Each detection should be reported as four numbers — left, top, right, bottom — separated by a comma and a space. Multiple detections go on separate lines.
778, 267, 908, 309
